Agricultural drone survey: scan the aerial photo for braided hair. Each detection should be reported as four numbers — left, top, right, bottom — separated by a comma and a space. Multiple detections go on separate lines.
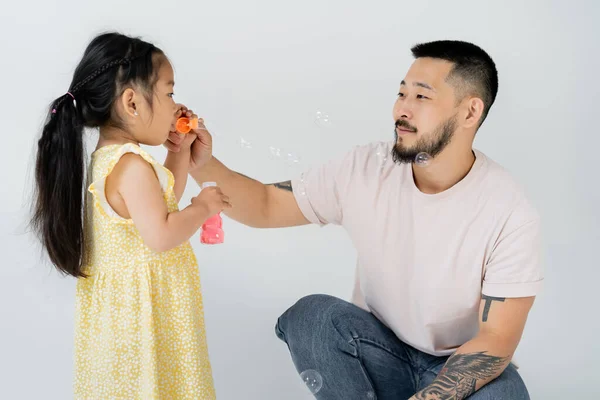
51, 58, 131, 113
32, 32, 165, 277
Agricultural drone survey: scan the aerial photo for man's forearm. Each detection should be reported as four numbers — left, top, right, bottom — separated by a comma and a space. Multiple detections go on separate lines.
189, 157, 270, 227
411, 333, 512, 400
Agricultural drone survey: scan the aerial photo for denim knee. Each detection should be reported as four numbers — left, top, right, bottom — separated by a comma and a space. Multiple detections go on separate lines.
274, 294, 339, 343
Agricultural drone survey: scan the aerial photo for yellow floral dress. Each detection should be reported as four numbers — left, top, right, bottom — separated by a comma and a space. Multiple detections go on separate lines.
74, 143, 216, 399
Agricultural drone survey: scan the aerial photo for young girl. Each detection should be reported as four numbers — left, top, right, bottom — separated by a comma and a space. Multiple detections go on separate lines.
31, 32, 230, 399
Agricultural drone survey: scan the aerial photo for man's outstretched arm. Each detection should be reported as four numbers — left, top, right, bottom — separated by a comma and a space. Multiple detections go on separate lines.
410, 295, 535, 400
189, 156, 309, 228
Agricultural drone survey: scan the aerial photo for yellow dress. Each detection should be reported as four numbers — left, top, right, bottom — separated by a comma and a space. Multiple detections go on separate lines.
74, 143, 216, 399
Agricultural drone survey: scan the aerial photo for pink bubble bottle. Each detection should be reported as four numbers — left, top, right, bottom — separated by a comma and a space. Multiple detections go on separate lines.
200, 182, 224, 245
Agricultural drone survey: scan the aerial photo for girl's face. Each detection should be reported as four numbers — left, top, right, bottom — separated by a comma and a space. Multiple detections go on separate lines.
133, 59, 178, 146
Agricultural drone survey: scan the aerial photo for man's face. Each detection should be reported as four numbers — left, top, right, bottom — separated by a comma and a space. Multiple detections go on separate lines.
391, 57, 460, 163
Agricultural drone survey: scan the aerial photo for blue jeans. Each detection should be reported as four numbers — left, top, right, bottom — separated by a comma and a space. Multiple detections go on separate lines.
275, 294, 530, 400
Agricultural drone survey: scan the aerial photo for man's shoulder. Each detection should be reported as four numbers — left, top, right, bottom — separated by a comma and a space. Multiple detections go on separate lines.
476, 149, 540, 221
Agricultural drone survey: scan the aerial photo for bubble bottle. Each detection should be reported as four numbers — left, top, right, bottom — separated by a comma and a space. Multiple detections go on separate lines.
199, 182, 224, 245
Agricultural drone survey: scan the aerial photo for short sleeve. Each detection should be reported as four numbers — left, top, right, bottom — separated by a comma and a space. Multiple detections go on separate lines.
482, 203, 544, 298
88, 144, 174, 223
291, 147, 358, 226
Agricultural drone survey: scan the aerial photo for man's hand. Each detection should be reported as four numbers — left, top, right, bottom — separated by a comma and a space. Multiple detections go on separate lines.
164, 104, 212, 200
164, 104, 213, 171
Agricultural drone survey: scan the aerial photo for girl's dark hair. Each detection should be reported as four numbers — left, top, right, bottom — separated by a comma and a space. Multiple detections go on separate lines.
31, 32, 164, 277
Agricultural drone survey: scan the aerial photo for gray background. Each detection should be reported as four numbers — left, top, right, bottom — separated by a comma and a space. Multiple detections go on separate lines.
1, 0, 597, 398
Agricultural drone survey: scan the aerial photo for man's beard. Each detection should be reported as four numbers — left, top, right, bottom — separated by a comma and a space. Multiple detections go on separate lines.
391, 115, 457, 164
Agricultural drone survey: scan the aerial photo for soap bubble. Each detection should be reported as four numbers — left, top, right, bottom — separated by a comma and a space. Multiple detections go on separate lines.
269, 146, 282, 160
285, 152, 301, 167
268, 146, 301, 167
297, 174, 307, 196
414, 152, 431, 167
376, 149, 389, 173
239, 137, 252, 149
300, 369, 323, 394
314, 110, 332, 128
375, 149, 388, 164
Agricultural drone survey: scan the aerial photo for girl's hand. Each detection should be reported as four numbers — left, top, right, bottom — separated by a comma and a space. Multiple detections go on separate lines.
191, 185, 231, 217
167, 104, 198, 152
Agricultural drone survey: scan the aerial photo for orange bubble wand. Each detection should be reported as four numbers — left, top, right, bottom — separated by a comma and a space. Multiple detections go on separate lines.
175, 116, 199, 134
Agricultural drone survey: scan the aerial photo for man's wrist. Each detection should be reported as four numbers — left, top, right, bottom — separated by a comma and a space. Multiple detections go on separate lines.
189, 155, 214, 174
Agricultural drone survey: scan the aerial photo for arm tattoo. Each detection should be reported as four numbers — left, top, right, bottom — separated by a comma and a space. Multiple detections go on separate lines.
414, 352, 509, 400
481, 295, 505, 322
269, 180, 293, 192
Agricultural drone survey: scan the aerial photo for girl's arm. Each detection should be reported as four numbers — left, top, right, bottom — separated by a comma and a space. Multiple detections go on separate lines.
163, 105, 198, 202
164, 147, 189, 202
106, 153, 230, 252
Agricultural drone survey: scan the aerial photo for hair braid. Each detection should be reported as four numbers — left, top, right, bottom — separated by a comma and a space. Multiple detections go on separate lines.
51, 58, 131, 113
71, 58, 131, 93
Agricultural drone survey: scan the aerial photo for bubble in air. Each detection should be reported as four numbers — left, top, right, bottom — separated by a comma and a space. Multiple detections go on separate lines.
269, 146, 282, 160
300, 369, 323, 394
375, 149, 388, 163
268, 146, 301, 167
376, 149, 389, 174
285, 152, 301, 167
314, 110, 332, 128
298, 174, 307, 196
239, 137, 252, 149
414, 152, 431, 167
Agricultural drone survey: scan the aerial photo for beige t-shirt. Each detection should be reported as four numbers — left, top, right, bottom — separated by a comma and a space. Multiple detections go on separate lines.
292, 141, 543, 356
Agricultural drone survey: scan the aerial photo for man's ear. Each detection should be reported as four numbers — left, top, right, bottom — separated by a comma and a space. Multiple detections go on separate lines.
463, 96, 485, 129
